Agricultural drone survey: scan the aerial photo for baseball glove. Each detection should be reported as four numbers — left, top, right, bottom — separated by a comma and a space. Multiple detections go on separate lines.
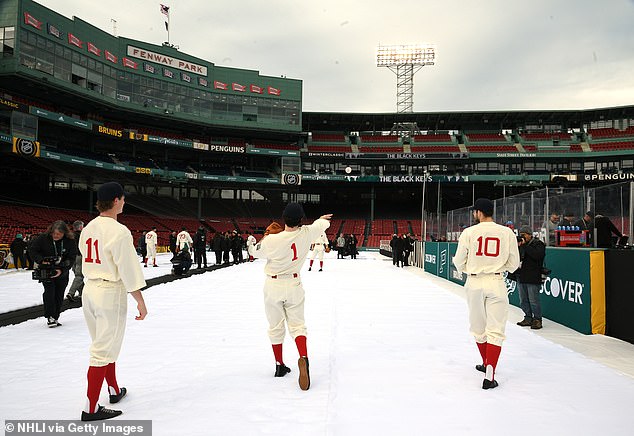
264, 221, 283, 236
325, 246, 331, 253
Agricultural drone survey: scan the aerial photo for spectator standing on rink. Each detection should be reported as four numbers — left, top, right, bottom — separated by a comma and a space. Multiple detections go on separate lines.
66, 220, 85, 302
336, 233, 346, 259
137, 231, 147, 262
78, 182, 147, 421
453, 198, 520, 390
212, 231, 223, 265
543, 213, 560, 245
222, 231, 232, 264
10, 233, 27, 269
390, 234, 398, 266
177, 227, 193, 252
193, 226, 208, 268
30, 221, 78, 327
349, 233, 358, 259
24, 233, 34, 269
144, 227, 158, 268
169, 231, 177, 258
249, 203, 332, 391
515, 226, 546, 330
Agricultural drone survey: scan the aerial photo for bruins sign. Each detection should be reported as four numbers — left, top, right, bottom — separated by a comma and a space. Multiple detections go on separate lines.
12, 137, 40, 157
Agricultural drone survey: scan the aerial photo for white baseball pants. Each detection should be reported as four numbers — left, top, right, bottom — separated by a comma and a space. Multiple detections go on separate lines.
464, 274, 508, 346
263, 276, 307, 343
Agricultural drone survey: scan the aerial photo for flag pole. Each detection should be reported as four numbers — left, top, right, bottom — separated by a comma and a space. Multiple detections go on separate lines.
167, 11, 170, 45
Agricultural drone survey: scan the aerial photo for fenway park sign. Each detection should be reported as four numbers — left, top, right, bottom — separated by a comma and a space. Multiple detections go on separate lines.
127, 46, 208, 76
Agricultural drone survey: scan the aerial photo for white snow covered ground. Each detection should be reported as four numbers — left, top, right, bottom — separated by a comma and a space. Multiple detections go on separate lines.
2, 251, 634, 436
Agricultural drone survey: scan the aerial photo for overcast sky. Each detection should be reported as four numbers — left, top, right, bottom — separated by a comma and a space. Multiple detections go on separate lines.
36, 0, 634, 113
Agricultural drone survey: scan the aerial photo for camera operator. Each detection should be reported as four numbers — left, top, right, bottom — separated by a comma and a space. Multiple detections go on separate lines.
515, 226, 546, 330
30, 220, 78, 327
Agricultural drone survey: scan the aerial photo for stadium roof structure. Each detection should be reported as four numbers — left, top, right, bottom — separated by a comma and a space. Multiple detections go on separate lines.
302, 105, 634, 133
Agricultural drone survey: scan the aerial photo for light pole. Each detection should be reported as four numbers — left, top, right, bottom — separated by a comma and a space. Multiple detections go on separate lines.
376, 44, 435, 138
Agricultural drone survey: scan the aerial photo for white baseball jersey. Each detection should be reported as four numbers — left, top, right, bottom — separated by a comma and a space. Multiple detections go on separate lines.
79, 216, 146, 292
251, 218, 330, 276
177, 230, 193, 250
312, 233, 328, 249
453, 221, 520, 276
146, 230, 158, 247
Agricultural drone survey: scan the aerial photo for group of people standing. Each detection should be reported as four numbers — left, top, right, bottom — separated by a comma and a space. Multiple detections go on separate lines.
390, 233, 415, 267
334, 233, 358, 259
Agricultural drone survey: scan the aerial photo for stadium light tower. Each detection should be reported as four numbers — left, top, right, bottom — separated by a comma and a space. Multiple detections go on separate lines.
377, 44, 436, 137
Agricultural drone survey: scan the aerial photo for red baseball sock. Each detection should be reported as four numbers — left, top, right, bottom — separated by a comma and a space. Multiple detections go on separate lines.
86, 365, 108, 413
272, 343, 284, 365
295, 335, 307, 358
309, 260, 314, 267
485, 343, 502, 380
476, 341, 487, 365
105, 362, 120, 396
320, 261, 323, 269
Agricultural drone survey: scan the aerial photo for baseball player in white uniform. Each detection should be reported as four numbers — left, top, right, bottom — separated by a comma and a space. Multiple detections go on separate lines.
249, 202, 332, 391
453, 198, 520, 390
79, 182, 148, 421
177, 227, 193, 252
308, 232, 328, 271
246, 231, 257, 262
144, 227, 158, 267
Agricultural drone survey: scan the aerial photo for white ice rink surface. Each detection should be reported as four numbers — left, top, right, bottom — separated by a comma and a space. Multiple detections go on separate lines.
2, 251, 634, 436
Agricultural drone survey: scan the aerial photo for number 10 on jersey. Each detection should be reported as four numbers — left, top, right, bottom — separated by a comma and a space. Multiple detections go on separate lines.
475, 236, 500, 257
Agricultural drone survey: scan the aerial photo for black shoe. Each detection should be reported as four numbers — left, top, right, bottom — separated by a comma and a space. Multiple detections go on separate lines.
308, 267, 311, 271
476, 364, 485, 373
109, 387, 127, 403
482, 379, 499, 390
47, 317, 61, 328
66, 294, 76, 302
298, 357, 310, 391
153, 264, 158, 268
144, 264, 147, 268
81, 405, 122, 421
319, 268, 323, 272
274, 364, 291, 377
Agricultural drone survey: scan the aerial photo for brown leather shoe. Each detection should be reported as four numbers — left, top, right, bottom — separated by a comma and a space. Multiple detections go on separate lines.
517, 317, 533, 327
298, 357, 310, 391
531, 319, 543, 330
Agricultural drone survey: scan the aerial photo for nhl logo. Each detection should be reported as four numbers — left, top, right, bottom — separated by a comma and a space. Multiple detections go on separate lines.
283, 174, 301, 185
16, 138, 38, 157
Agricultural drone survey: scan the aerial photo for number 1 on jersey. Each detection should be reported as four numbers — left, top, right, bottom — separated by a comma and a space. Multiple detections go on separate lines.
291, 243, 298, 261
85, 238, 101, 264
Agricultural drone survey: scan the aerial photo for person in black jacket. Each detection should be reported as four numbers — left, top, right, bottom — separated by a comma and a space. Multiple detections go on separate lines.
389, 234, 399, 266
10, 233, 27, 269
211, 231, 223, 265
193, 226, 208, 268
515, 226, 546, 330
349, 233, 358, 259
574, 211, 594, 246
171, 245, 193, 275
29, 220, 78, 327
593, 213, 624, 248
231, 230, 244, 264
394, 235, 405, 267
137, 231, 147, 262
222, 231, 232, 264
169, 231, 177, 258
66, 220, 85, 302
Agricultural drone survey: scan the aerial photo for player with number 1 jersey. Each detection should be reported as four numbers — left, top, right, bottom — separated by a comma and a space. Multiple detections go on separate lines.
250, 202, 331, 390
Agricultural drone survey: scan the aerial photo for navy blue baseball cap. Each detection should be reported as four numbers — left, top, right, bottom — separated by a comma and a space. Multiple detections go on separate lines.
97, 182, 125, 201
472, 198, 494, 216
283, 202, 305, 220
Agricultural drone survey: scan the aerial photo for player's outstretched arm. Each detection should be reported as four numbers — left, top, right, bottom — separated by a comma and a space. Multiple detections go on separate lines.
130, 290, 148, 320
320, 214, 333, 220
